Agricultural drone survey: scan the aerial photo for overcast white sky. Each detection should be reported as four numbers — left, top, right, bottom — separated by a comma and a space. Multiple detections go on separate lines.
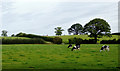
1, 0, 119, 36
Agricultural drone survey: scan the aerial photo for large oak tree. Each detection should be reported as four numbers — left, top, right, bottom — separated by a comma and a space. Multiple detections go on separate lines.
83, 18, 111, 43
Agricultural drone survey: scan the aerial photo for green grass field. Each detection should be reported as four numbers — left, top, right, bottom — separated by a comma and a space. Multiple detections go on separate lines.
2, 44, 118, 69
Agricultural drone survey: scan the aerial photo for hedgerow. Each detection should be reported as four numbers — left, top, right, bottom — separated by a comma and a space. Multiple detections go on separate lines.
2, 38, 45, 44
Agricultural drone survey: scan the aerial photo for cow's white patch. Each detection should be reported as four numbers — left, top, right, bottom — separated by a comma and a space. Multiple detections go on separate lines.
100, 50, 102, 52
103, 49, 105, 51
69, 47, 72, 48
74, 46, 76, 48
106, 48, 109, 51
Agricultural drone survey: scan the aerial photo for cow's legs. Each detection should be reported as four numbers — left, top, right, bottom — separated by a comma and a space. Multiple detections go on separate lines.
106, 48, 109, 51
78, 48, 80, 51
100, 50, 102, 52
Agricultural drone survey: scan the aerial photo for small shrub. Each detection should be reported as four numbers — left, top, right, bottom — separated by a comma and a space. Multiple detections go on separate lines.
53, 37, 62, 44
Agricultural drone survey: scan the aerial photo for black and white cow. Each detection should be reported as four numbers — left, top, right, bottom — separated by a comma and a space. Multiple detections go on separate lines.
100, 45, 109, 52
71, 44, 80, 51
68, 44, 72, 48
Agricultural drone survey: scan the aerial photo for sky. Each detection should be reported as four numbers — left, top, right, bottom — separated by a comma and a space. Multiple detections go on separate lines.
1, 0, 119, 36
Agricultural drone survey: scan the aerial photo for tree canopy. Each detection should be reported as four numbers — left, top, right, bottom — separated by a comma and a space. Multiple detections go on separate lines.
68, 23, 83, 35
55, 27, 64, 36
83, 18, 111, 43
1, 30, 8, 37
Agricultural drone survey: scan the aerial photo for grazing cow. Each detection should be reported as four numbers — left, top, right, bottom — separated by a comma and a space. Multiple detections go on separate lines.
100, 45, 109, 52
68, 44, 72, 48
71, 44, 80, 51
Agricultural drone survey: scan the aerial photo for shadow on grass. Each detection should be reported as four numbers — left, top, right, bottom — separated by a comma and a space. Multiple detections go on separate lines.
61, 61, 66, 63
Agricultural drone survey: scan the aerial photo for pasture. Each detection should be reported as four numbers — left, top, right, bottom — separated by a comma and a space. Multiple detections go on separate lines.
2, 44, 118, 69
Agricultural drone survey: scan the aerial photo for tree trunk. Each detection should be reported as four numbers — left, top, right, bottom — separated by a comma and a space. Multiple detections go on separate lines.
75, 31, 78, 35
94, 36, 97, 44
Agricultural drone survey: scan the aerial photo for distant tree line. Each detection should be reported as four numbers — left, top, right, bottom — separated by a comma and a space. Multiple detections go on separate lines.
55, 18, 111, 43
2, 18, 119, 44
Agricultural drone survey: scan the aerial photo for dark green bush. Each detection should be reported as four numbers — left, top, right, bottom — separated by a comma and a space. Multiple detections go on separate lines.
2, 38, 45, 44
53, 37, 62, 44
100, 39, 120, 44
82, 39, 96, 44
118, 39, 120, 44
69, 37, 83, 44
68, 37, 96, 44
15, 33, 54, 42
68, 38, 75, 44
